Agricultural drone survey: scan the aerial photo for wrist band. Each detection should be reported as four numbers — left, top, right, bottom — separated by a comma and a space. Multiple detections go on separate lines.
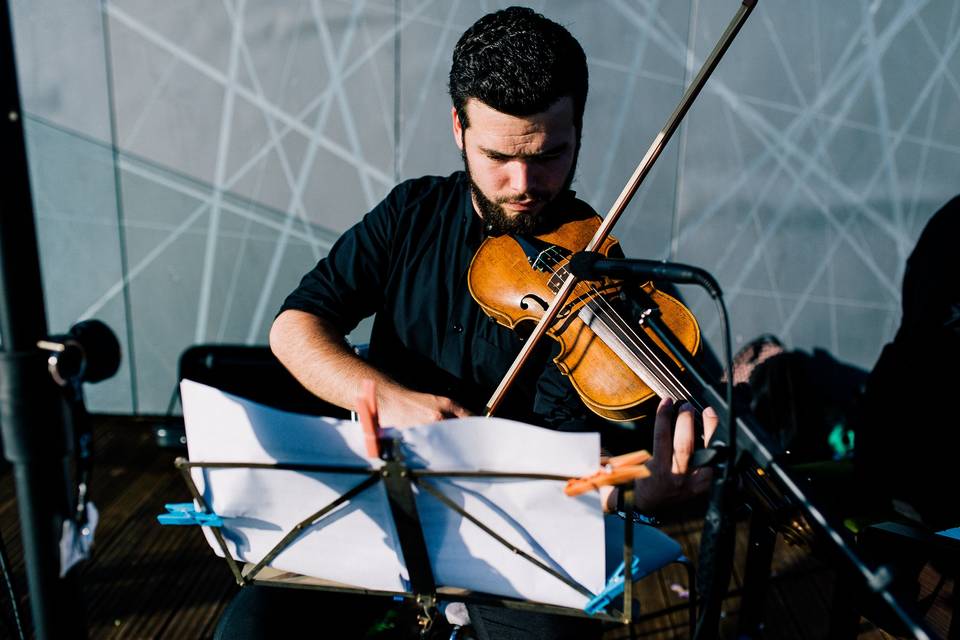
614, 486, 659, 526
617, 510, 661, 527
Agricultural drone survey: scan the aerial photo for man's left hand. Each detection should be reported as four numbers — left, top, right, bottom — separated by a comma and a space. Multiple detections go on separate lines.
603, 397, 718, 513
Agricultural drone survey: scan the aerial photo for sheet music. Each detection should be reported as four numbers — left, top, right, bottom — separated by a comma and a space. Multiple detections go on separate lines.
180, 380, 605, 608
181, 380, 406, 592
400, 418, 603, 608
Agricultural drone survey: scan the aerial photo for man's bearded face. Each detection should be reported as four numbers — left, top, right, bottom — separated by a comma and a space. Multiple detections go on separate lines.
454, 97, 579, 236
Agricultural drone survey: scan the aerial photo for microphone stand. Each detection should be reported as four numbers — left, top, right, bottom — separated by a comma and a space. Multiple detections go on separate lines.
617, 275, 930, 639
620, 277, 737, 639
0, 1, 86, 637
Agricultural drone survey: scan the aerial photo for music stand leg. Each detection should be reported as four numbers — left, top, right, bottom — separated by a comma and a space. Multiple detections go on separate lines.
828, 569, 860, 639
622, 484, 635, 626
737, 507, 777, 637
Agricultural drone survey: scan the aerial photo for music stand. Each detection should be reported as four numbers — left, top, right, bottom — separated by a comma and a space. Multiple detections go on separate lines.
162, 381, 692, 637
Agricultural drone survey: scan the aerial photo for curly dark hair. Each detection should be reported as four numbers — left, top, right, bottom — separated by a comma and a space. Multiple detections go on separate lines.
449, 6, 588, 132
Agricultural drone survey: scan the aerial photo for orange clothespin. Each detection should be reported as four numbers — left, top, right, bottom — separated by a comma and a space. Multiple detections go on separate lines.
356, 379, 382, 458
564, 449, 653, 497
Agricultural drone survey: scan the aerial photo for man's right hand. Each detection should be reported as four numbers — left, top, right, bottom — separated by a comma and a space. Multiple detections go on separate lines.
376, 387, 473, 428
271, 310, 475, 429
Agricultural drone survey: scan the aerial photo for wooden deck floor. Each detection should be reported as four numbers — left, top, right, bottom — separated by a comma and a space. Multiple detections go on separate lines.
0, 416, 942, 639
0, 416, 234, 639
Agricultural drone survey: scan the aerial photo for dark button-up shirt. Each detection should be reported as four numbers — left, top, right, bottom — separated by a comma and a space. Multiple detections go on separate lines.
280, 171, 598, 430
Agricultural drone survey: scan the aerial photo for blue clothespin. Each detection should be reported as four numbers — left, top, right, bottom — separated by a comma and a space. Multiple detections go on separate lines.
584, 556, 642, 615
157, 502, 223, 527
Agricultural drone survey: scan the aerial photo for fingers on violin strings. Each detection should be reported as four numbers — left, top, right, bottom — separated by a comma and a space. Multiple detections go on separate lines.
652, 396, 676, 469
701, 406, 719, 446
672, 402, 696, 475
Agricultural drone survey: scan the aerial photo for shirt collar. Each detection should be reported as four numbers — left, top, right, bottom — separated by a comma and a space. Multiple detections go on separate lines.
459, 172, 486, 250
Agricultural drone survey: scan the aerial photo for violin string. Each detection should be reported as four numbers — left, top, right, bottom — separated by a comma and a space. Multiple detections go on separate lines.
537, 246, 694, 403
503, 238, 694, 404
532, 248, 686, 403
577, 270, 694, 402
577, 274, 695, 402
589, 288, 695, 403
590, 292, 695, 403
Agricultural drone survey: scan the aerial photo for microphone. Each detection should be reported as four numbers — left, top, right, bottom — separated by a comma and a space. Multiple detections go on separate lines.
568, 251, 722, 298
38, 320, 122, 387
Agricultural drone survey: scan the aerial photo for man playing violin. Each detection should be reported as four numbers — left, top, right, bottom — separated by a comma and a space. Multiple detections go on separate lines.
263, 6, 716, 639
272, 5, 715, 510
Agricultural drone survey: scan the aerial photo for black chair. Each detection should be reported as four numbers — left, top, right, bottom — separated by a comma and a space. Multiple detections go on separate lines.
156, 344, 349, 449
178, 344, 348, 418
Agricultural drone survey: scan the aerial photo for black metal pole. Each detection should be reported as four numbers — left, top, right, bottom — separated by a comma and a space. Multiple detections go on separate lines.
637, 304, 930, 639
0, 1, 86, 637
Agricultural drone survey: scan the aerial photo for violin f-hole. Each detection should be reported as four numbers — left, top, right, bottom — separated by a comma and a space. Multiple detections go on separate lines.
520, 294, 549, 312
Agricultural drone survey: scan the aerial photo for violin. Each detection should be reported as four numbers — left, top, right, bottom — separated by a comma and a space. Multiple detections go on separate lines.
468, 211, 701, 421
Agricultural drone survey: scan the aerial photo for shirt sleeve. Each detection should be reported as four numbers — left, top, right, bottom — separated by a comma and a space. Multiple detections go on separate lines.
278, 184, 403, 334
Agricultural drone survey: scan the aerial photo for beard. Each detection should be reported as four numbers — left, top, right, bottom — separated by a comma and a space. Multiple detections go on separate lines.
463, 148, 579, 237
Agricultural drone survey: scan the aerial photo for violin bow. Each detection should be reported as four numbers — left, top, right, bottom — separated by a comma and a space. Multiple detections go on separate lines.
485, 0, 757, 417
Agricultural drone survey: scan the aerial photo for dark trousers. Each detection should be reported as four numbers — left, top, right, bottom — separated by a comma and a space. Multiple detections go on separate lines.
213, 585, 605, 639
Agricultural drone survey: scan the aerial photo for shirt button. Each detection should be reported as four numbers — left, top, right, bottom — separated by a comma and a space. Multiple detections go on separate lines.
452, 323, 463, 334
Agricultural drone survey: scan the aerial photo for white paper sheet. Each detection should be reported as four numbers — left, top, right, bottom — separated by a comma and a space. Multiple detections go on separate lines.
401, 418, 603, 608
180, 380, 406, 592
179, 380, 605, 608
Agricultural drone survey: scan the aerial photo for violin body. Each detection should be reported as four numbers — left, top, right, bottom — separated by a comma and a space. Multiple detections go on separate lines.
468, 214, 701, 421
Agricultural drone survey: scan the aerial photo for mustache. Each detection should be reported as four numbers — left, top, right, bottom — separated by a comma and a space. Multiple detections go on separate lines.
495, 192, 550, 205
